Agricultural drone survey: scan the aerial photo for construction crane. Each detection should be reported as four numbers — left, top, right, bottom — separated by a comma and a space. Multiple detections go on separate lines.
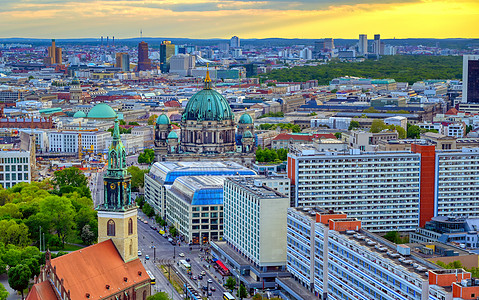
78, 121, 82, 160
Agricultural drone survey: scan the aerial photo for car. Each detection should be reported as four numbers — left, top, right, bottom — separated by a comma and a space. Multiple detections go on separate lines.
145, 255, 149, 260
185, 258, 191, 262
143, 220, 148, 224
207, 279, 213, 284
200, 271, 206, 276
210, 287, 216, 292
192, 276, 197, 280
198, 275, 203, 280
207, 292, 212, 296
138, 251, 142, 256
202, 286, 208, 291
179, 253, 185, 257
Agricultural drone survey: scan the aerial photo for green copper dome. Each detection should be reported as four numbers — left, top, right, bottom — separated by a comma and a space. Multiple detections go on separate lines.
156, 114, 170, 125
87, 103, 117, 119
239, 113, 253, 124
73, 111, 87, 118
167, 131, 178, 139
182, 89, 234, 122
243, 130, 253, 138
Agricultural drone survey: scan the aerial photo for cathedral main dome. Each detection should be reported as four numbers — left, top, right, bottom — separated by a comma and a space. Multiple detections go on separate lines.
182, 89, 233, 122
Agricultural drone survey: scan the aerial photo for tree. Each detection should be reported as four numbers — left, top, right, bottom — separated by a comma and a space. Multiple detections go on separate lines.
8, 264, 31, 299
363, 107, 379, 113
128, 122, 140, 126
135, 196, 145, 209
236, 283, 248, 300
252, 294, 263, 300
147, 292, 171, 300
348, 121, 360, 130
52, 167, 90, 198
138, 149, 155, 164
225, 276, 236, 291
148, 114, 158, 125
142, 203, 155, 218
128, 166, 147, 191
466, 125, 474, 135
334, 132, 342, 139
0, 220, 30, 247
407, 124, 422, 139
81, 224, 96, 245
0, 283, 8, 300
370, 120, 388, 133
40, 196, 75, 248
169, 226, 177, 237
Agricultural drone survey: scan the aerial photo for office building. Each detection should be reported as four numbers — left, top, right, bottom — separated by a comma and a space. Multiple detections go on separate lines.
144, 161, 255, 218
373, 34, 381, 55
169, 54, 196, 76
288, 148, 421, 232
0, 150, 30, 189
0, 89, 28, 105
278, 207, 466, 300
137, 41, 151, 71
159, 40, 176, 73
166, 176, 225, 244
45, 39, 62, 65
230, 36, 240, 48
462, 55, 479, 104
115, 52, 130, 72
211, 176, 290, 290
358, 34, 368, 55
47, 131, 110, 154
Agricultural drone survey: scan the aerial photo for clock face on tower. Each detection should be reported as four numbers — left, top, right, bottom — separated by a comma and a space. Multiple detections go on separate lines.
110, 183, 116, 189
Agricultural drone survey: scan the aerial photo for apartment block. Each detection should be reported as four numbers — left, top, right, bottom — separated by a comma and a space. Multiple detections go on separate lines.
278, 207, 468, 300
48, 131, 109, 153
0, 150, 30, 189
288, 148, 421, 232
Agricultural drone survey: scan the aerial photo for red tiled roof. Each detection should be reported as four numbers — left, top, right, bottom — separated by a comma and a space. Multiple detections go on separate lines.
312, 133, 337, 139
51, 239, 149, 300
26, 281, 59, 300
165, 100, 181, 107
445, 108, 459, 115
273, 133, 313, 142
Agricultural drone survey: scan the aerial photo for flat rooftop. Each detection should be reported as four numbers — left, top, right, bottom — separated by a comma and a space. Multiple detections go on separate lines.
227, 177, 286, 199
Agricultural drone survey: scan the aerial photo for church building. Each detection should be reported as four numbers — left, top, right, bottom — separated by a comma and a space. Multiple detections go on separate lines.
26, 119, 150, 300
154, 69, 255, 164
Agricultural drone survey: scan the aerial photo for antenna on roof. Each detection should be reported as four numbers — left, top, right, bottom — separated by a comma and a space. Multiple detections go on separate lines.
140, 29, 143, 39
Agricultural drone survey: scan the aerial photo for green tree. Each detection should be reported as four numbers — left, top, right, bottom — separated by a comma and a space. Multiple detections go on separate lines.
236, 283, 248, 300
147, 292, 171, 300
142, 203, 155, 218
128, 166, 147, 192
81, 224, 96, 245
128, 122, 140, 126
392, 125, 406, 139
466, 125, 474, 135
334, 132, 342, 139
252, 294, 263, 300
119, 119, 126, 125
0, 282, 8, 300
135, 196, 145, 209
363, 107, 379, 113
169, 226, 178, 237
370, 120, 388, 133
40, 196, 75, 248
384, 231, 401, 244
2, 248, 22, 268
52, 167, 90, 198
0, 220, 30, 247
407, 124, 422, 139
225, 276, 236, 291
138, 149, 155, 164
8, 264, 31, 299
348, 121, 360, 130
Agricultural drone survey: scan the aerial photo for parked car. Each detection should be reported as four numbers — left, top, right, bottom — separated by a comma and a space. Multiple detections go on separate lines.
207, 279, 213, 284
145, 255, 149, 260
210, 287, 216, 292
207, 292, 212, 296
179, 253, 185, 257
202, 286, 208, 291
138, 251, 142, 256
200, 271, 206, 276
185, 258, 191, 262
198, 275, 203, 280
192, 276, 197, 280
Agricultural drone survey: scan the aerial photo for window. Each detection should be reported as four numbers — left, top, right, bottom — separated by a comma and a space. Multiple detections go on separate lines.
128, 218, 133, 235
107, 219, 115, 236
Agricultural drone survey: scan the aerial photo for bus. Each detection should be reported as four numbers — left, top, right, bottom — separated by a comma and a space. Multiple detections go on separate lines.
223, 292, 235, 300
179, 259, 192, 275
146, 270, 156, 285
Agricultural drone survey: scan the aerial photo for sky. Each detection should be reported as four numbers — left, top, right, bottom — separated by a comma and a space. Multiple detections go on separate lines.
0, 0, 478, 39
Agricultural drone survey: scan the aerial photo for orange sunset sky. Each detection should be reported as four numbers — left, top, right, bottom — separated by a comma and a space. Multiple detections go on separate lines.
0, 0, 477, 39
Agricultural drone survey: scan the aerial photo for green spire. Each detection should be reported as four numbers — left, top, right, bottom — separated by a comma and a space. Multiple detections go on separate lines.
113, 117, 120, 141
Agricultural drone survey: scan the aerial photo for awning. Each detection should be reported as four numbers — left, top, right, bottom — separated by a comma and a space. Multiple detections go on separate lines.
216, 260, 229, 272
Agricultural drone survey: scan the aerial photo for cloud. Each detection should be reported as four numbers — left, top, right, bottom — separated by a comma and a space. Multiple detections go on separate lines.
0, 0, 477, 38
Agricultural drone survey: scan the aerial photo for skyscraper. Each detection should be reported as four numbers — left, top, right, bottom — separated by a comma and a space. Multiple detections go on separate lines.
358, 34, 368, 55
462, 55, 479, 103
137, 41, 151, 71
373, 34, 381, 55
115, 53, 130, 72
230, 36, 240, 48
159, 40, 175, 73
45, 39, 62, 65
323, 38, 334, 50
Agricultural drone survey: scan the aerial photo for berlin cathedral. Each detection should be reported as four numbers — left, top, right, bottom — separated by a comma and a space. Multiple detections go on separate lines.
154, 70, 255, 165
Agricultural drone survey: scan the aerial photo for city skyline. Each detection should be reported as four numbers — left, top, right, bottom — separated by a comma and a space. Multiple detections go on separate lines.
0, 0, 477, 39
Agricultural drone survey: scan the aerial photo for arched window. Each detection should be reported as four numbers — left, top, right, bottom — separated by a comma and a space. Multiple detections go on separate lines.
128, 218, 133, 235
107, 219, 115, 236
143, 290, 147, 300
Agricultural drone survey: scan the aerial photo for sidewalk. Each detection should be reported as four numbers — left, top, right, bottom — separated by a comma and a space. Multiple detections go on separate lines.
0, 274, 21, 300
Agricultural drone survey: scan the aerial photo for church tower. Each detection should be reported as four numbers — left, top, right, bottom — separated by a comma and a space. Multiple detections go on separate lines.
97, 118, 138, 262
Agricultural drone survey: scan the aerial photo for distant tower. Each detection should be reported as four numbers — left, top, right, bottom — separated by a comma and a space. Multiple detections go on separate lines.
113, 36, 115, 47
159, 40, 175, 73
462, 55, 479, 104
154, 114, 172, 159
107, 36, 109, 47
137, 41, 151, 71
374, 34, 381, 55
97, 118, 138, 263
101, 36, 103, 47
358, 34, 368, 55
230, 36, 240, 48
323, 38, 334, 50
116, 53, 130, 72
69, 76, 83, 103
46, 39, 62, 65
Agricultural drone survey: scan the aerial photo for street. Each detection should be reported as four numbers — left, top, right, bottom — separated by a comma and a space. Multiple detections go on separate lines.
137, 211, 226, 300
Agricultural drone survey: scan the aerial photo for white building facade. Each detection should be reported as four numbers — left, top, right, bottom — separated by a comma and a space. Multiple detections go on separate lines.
0, 150, 30, 189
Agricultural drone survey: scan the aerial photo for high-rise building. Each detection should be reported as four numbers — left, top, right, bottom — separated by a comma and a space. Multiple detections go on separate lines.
323, 38, 334, 50
137, 41, 151, 71
230, 36, 240, 48
462, 55, 479, 103
373, 34, 381, 55
115, 52, 130, 72
159, 40, 176, 73
45, 39, 62, 65
358, 34, 368, 55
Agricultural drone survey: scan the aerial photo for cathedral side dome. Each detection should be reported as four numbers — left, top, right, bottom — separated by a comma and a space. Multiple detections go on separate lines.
87, 103, 117, 119
156, 114, 171, 125
239, 113, 253, 124
73, 111, 87, 118
167, 131, 178, 139
243, 130, 253, 138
